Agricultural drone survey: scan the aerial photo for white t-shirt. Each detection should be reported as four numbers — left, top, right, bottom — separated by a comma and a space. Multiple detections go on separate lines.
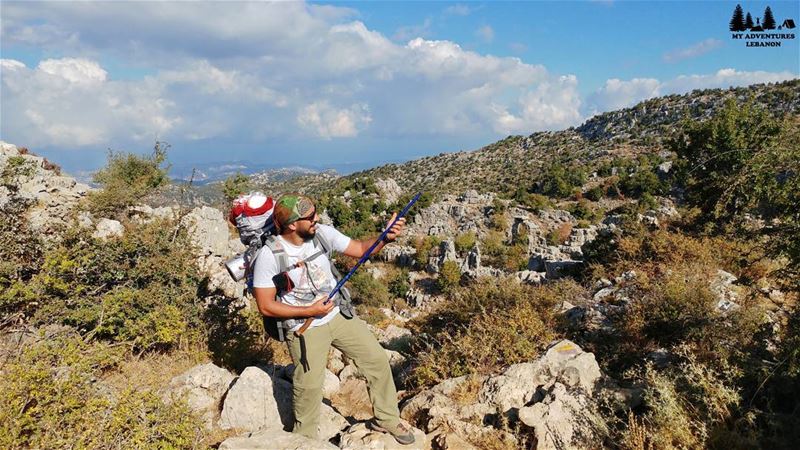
252, 224, 351, 331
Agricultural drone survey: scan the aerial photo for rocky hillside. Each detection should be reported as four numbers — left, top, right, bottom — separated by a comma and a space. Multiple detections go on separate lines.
265, 79, 799, 199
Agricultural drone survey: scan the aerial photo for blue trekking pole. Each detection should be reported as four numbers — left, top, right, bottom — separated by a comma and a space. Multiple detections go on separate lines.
295, 192, 422, 336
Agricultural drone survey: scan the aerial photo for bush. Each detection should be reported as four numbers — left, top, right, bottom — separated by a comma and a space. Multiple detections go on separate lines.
538, 162, 587, 198
349, 270, 391, 309
413, 235, 441, 268
0, 334, 201, 449
569, 199, 602, 223
408, 279, 576, 387
584, 186, 604, 202
388, 268, 410, 299
23, 219, 205, 353
546, 223, 572, 246
222, 172, 252, 202
454, 231, 477, 253
436, 260, 462, 293
88, 142, 170, 216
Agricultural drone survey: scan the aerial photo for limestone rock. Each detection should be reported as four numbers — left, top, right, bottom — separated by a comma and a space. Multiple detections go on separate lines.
479, 340, 601, 413
182, 206, 230, 257
319, 403, 349, 441
322, 368, 341, 398
164, 363, 235, 429
219, 366, 293, 432
339, 422, 427, 450
218, 428, 337, 450
93, 218, 124, 240
331, 378, 373, 422
375, 178, 402, 205
518, 382, 604, 450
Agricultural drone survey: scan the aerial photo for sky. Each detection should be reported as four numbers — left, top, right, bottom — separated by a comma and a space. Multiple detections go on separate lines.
1, 0, 798, 176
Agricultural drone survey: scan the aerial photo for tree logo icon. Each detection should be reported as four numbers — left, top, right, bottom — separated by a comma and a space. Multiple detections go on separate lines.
729, 4, 783, 32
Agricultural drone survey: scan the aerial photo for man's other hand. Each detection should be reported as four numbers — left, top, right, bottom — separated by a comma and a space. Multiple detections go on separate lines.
308, 295, 335, 317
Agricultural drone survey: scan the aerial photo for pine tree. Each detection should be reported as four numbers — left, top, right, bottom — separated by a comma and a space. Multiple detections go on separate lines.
730, 4, 746, 31
745, 12, 754, 29
763, 6, 776, 29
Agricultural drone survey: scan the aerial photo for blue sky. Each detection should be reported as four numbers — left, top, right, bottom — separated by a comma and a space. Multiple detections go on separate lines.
1, 1, 798, 176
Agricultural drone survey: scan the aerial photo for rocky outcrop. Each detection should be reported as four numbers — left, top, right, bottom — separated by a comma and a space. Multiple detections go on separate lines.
402, 340, 604, 449
181, 206, 246, 300
164, 363, 236, 429
1, 141, 92, 233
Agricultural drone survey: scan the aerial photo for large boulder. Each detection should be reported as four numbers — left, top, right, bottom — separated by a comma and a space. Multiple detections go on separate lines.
518, 382, 605, 450
164, 363, 235, 429
182, 206, 230, 258
219, 428, 337, 450
479, 340, 602, 413
219, 366, 293, 432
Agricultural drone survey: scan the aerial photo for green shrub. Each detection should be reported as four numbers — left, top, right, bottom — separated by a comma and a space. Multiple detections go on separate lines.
538, 162, 587, 198
454, 231, 477, 253
413, 235, 441, 268
24, 219, 205, 353
585, 186, 604, 202
436, 260, 462, 293
0, 334, 201, 449
349, 270, 391, 308
388, 269, 410, 299
569, 199, 602, 223
222, 172, 252, 202
519, 192, 553, 211
88, 142, 170, 216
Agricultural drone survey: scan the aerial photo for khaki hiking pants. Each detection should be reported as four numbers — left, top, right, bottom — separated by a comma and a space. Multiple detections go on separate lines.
285, 313, 401, 439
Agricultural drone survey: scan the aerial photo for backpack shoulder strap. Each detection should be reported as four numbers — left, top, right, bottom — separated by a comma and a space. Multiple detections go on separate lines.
264, 236, 290, 273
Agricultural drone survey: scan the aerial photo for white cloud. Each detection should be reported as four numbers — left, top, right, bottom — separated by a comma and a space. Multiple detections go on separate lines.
297, 102, 372, 139
476, 25, 494, 43
1, 58, 177, 147
586, 77, 661, 114
663, 68, 797, 92
586, 69, 798, 116
444, 4, 473, 16
37, 58, 107, 84
663, 38, 723, 63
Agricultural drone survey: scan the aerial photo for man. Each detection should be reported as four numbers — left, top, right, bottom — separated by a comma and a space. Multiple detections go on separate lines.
252, 193, 415, 445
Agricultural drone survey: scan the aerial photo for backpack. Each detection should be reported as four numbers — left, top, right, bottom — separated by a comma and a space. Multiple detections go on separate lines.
226, 192, 354, 342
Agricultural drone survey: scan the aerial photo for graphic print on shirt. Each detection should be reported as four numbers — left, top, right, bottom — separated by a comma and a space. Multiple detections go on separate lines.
288, 259, 334, 304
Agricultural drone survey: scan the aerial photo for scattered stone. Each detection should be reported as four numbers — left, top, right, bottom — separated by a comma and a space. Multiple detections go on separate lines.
92, 218, 124, 240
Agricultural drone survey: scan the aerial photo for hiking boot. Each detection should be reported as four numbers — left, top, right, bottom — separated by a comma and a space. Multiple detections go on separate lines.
368, 420, 416, 445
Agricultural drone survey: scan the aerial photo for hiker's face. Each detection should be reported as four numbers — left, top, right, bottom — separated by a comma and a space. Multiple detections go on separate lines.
295, 209, 318, 240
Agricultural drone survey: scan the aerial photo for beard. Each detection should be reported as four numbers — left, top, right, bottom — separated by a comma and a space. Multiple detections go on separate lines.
298, 226, 317, 241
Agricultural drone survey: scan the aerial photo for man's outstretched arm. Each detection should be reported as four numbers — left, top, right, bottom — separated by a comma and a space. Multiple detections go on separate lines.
342, 213, 406, 258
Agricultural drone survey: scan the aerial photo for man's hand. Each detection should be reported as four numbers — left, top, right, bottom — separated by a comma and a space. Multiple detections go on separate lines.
308, 294, 335, 318
383, 212, 406, 243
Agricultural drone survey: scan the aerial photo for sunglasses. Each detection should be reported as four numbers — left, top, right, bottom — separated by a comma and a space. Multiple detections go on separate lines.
297, 208, 317, 223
